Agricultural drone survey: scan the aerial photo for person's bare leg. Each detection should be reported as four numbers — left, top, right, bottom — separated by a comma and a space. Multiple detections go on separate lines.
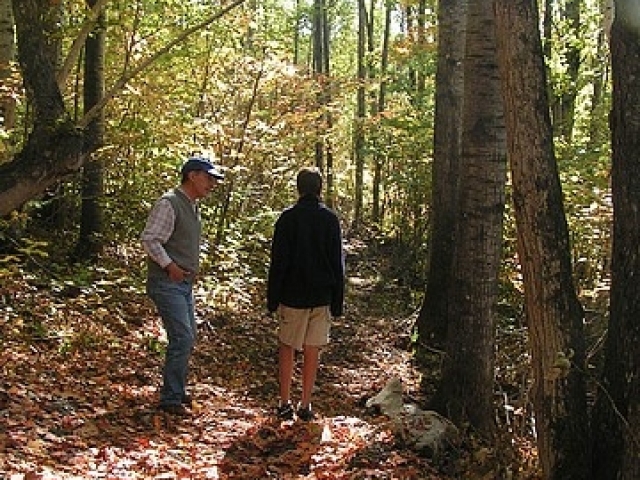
279, 342, 295, 404
300, 344, 320, 408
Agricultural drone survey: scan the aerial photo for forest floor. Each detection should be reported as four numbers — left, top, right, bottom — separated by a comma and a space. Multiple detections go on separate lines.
0, 238, 539, 479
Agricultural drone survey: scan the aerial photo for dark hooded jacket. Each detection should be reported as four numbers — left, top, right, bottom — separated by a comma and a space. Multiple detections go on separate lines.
267, 195, 345, 317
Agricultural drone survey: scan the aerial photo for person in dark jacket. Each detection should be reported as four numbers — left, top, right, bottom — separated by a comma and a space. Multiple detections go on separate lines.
267, 167, 345, 421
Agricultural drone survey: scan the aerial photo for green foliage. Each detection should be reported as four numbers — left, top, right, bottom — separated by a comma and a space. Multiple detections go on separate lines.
5, 0, 614, 328
0, 2, 619, 475
144, 335, 166, 356
549, 0, 612, 299
0, 211, 28, 256
557, 139, 612, 300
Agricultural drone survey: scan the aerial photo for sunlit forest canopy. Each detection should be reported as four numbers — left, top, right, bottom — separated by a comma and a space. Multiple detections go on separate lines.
2, 0, 634, 477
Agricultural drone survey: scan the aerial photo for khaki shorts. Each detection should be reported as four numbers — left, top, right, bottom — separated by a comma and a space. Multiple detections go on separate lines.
278, 305, 332, 350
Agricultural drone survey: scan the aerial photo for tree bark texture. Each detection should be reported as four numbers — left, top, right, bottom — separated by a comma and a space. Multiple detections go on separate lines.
416, 0, 467, 349
591, 2, 640, 478
494, 1, 590, 478
428, 0, 505, 437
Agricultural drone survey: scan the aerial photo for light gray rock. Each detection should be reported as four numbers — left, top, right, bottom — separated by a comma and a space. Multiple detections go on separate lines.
366, 377, 460, 457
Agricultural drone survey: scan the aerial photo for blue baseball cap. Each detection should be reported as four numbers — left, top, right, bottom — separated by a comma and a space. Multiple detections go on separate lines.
181, 157, 224, 180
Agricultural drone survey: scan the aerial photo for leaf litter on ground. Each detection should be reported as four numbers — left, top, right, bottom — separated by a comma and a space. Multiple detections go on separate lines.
0, 243, 537, 479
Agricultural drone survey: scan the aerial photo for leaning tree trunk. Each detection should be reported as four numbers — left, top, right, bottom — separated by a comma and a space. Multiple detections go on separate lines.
591, 2, 640, 478
428, 0, 505, 437
494, 0, 590, 478
1, 0, 246, 217
0, 0, 86, 217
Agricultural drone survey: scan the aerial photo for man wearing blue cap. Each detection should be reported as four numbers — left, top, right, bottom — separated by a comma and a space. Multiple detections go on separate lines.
141, 156, 224, 415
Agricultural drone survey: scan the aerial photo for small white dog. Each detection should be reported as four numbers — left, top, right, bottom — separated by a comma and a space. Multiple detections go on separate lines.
366, 377, 459, 457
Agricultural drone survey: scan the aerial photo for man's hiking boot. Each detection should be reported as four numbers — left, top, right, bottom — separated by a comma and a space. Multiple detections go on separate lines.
296, 404, 315, 421
276, 402, 294, 420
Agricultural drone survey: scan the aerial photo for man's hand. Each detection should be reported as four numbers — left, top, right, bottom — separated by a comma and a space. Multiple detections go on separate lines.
165, 262, 191, 282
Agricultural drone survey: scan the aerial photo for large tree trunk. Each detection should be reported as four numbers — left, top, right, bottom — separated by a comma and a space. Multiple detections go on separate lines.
494, 0, 590, 478
427, 0, 505, 436
591, 2, 640, 478
415, 0, 467, 349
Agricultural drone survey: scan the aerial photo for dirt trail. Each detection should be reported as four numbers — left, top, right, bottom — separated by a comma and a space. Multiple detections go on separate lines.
1, 247, 446, 479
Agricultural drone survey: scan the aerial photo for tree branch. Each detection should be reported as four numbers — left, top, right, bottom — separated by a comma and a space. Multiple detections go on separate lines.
56, 0, 110, 91
78, 0, 247, 129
